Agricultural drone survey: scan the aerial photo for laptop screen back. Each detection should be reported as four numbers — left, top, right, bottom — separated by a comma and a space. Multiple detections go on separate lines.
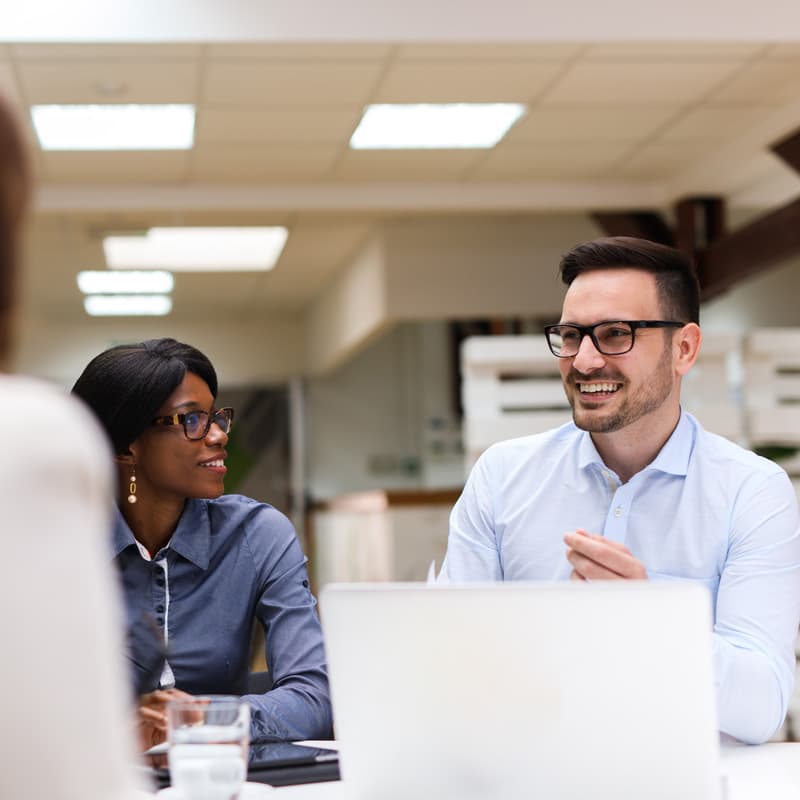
321, 582, 720, 800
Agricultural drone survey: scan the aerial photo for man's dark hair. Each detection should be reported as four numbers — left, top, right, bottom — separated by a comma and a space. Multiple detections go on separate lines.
71, 338, 218, 454
559, 236, 700, 324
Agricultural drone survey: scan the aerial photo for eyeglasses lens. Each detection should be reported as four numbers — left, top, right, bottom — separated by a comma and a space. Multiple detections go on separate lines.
183, 411, 207, 439
212, 409, 232, 434
548, 322, 634, 356
594, 323, 633, 354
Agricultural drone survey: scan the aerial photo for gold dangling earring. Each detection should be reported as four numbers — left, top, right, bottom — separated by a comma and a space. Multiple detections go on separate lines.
127, 465, 138, 505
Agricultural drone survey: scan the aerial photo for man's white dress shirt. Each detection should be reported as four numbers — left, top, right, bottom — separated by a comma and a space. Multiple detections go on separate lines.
440, 411, 800, 744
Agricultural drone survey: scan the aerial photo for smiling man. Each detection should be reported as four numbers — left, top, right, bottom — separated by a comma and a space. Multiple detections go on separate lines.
439, 236, 800, 744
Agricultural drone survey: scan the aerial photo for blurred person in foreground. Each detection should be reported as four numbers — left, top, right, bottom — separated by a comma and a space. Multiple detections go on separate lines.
0, 97, 143, 797
439, 236, 800, 745
72, 337, 333, 746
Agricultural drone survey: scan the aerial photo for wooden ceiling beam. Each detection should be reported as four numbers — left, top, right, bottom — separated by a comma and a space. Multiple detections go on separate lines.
698, 197, 800, 301
591, 211, 674, 246
772, 127, 800, 174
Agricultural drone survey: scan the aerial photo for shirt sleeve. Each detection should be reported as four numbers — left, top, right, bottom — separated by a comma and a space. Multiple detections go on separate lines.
713, 468, 800, 744
439, 446, 504, 582
244, 508, 333, 742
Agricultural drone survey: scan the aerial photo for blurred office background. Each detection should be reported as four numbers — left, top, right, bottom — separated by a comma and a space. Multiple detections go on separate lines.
4, 3, 800, 586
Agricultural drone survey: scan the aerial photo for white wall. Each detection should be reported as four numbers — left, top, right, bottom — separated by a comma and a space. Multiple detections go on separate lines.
701, 253, 800, 332
12, 313, 305, 388
384, 214, 597, 319
307, 321, 465, 500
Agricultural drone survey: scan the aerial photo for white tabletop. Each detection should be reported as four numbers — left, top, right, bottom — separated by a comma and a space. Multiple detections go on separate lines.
271, 742, 800, 800
718, 742, 800, 800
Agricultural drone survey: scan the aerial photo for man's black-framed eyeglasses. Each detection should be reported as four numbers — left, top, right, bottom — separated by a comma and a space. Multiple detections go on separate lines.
151, 407, 235, 440
543, 320, 685, 358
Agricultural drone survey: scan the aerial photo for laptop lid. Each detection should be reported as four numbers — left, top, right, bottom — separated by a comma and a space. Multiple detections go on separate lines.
321, 582, 720, 800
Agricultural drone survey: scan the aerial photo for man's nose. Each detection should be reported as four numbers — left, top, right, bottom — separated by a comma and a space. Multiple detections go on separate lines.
571, 333, 606, 372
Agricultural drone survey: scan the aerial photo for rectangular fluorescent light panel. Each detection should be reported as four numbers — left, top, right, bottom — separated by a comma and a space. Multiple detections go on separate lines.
84, 295, 173, 317
31, 104, 195, 150
103, 227, 289, 271
77, 270, 174, 295
350, 103, 526, 149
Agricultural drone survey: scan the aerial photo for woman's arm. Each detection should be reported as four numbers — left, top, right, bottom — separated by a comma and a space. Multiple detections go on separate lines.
245, 509, 333, 742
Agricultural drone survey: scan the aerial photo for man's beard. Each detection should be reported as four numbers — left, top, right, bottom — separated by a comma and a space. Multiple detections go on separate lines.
566, 343, 674, 434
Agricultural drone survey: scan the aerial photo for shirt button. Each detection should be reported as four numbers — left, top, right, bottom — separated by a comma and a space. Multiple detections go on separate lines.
157, 618, 164, 626
613, 506, 623, 518
156, 604, 165, 613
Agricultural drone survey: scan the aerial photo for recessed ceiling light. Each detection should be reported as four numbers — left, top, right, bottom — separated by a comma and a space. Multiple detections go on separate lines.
77, 270, 174, 295
349, 103, 526, 149
83, 295, 173, 317
103, 227, 289, 272
31, 104, 195, 150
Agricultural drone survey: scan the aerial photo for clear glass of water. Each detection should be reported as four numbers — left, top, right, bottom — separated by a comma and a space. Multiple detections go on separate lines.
167, 695, 250, 800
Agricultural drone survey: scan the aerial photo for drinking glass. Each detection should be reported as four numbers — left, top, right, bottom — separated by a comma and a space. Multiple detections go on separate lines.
167, 695, 250, 800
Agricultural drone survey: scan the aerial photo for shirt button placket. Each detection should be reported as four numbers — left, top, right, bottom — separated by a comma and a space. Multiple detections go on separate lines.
154, 560, 166, 628
604, 486, 629, 544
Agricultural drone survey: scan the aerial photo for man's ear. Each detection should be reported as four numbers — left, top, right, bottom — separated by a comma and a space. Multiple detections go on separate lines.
675, 323, 701, 377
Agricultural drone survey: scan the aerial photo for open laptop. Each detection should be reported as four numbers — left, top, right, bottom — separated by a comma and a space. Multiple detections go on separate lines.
321, 582, 720, 800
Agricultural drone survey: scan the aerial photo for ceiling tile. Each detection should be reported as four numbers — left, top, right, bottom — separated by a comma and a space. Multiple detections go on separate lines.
396, 43, 582, 60
373, 61, 564, 103
332, 149, 483, 181
202, 61, 383, 106
540, 61, 743, 106
503, 106, 677, 143
172, 272, 263, 310
469, 141, 632, 180
0, 61, 24, 108
764, 44, 800, 60
18, 60, 199, 104
658, 106, 776, 141
710, 61, 800, 103
583, 43, 763, 60
11, 44, 202, 60
614, 141, 712, 179
190, 144, 341, 181
207, 43, 393, 60
255, 218, 375, 308
40, 151, 190, 184
196, 107, 360, 145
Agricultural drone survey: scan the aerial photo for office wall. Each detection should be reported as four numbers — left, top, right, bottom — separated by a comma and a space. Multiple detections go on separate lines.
701, 253, 800, 332
384, 214, 598, 320
307, 321, 464, 500
12, 313, 305, 387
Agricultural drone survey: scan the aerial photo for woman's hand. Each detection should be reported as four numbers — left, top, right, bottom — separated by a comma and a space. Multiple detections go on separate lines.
136, 688, 194, 752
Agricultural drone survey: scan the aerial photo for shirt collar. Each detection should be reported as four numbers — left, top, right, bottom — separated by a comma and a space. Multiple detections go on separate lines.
111, 499, 212, 569
645, 410, 694, 477
576, 410, 695, 478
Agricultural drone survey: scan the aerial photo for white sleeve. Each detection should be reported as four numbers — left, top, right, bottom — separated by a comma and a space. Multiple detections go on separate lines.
438, 447, 504, 582
0, 377, 145, 799
713, 468, 800, 744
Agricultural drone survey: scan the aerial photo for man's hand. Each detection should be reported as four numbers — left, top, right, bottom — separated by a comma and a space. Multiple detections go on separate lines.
136, 688, 195, 752
564, 529, 648, 581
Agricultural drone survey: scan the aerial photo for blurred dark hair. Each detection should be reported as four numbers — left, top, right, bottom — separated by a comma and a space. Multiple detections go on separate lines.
0, 95, 31, 362
559, 236, 700, 324
71, 338, 218, 454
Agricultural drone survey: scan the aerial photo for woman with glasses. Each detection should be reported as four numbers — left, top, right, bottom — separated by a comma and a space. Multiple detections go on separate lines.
72, 337, 333, 746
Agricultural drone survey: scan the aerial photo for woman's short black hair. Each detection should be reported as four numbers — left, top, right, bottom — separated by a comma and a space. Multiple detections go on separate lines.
71, 338, 218, 454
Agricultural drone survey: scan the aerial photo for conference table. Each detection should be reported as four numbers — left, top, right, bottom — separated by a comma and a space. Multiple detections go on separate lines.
259, 740, 800, 800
